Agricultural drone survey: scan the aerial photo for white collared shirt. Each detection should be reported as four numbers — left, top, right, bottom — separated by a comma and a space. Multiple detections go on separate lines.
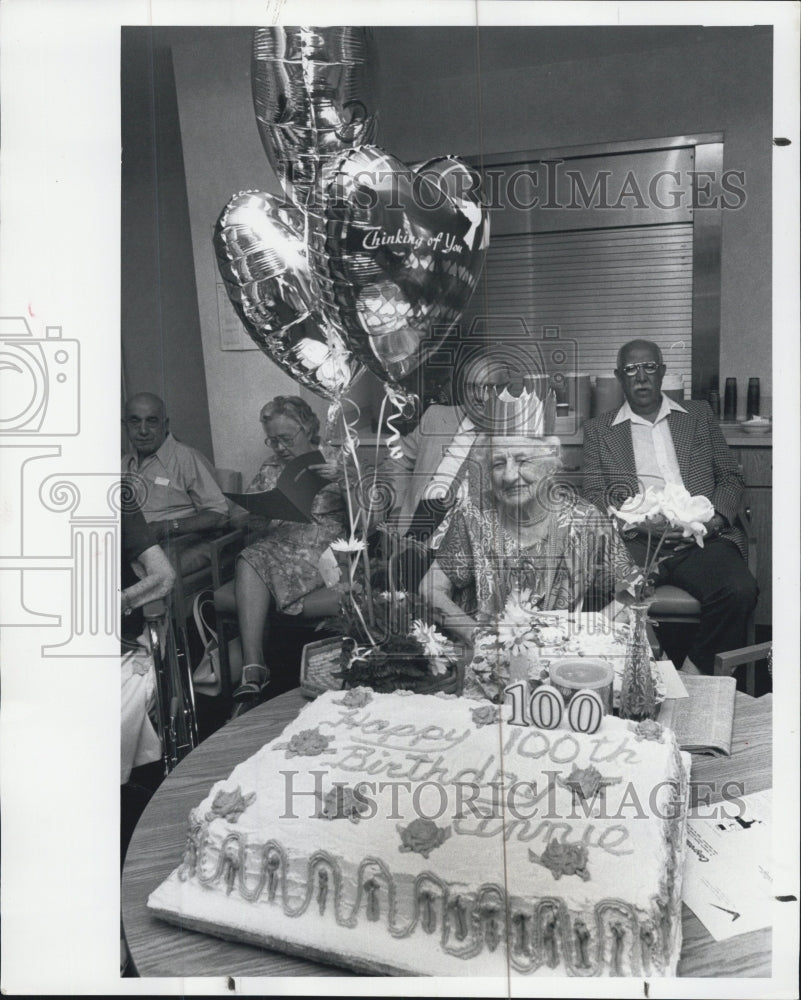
611, 394, 687, 492
121, 433, 228, 522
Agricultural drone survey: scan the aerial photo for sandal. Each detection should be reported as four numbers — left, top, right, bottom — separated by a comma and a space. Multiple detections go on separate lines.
233, 663, 271, 702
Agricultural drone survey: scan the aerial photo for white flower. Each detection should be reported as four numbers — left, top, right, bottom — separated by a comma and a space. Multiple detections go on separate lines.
497, 622, 539, 657
609, 487, 664, 527
502, 587, 541, 625
657, 484, 715, 546
429, 656, 450, 676
330, 536, 367, 553
410, 620, 455, 660
379, 591, 407, 602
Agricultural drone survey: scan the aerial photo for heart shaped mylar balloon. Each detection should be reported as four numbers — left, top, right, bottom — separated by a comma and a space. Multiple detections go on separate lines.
252, 26, 379, 210
313, 147, 490, 386
214, 190, 360, 399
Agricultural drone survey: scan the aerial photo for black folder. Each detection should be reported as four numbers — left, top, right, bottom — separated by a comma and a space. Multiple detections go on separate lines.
224, 451, 329, 523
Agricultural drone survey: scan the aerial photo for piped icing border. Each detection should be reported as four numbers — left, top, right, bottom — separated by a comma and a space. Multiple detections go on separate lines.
176, 815, 676, 975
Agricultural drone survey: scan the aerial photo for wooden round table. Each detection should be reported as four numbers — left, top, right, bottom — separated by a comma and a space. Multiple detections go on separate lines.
122, 688, 772, 978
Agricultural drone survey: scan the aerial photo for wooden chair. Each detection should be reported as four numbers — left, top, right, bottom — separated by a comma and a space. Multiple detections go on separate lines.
713, 642, 772, 698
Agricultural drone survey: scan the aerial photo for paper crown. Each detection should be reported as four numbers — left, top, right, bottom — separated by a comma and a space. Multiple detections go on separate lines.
487, 376, 556, 435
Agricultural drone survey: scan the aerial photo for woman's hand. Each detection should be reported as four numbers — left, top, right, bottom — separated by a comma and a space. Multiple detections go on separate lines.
308, 460, 341, 482
309, 450, 358, 484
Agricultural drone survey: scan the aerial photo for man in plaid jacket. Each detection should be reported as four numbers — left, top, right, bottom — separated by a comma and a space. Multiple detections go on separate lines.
582, 339, 758, 674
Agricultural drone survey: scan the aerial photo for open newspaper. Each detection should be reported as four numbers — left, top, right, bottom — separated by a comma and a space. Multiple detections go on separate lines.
658, 674, 737, 756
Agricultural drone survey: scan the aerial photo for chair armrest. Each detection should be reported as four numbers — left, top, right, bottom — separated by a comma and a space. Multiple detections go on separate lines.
734, 503, 758, 576
142, 598, 168, 621
208, 529, 245, 590
713, 642, 772, 674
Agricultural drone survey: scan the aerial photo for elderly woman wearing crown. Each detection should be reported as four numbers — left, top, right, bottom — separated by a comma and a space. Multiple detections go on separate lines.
420, 384, 638, 645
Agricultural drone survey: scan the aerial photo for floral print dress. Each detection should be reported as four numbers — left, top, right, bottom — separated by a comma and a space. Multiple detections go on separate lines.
238, 448, 348, 615
436, 491, 637, 618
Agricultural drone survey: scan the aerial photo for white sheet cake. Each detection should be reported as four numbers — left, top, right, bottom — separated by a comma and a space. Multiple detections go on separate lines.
149, 688, 690, 977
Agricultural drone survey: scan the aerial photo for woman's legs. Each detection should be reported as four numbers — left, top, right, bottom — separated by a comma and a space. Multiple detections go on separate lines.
235, 558, 273, 667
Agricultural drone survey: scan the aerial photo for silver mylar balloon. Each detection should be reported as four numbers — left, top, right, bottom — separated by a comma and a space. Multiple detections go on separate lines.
252, 26, 379, 209
311, 147, 490, 386
214, 191, 360, 400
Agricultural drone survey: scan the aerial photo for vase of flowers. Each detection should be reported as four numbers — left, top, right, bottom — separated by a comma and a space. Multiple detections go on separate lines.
617, 601, 657, 721
609, 484, 715, 721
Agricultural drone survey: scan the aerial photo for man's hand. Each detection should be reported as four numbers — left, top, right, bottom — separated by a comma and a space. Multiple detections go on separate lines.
702, 513, 726, 540
628, 515, 688, 548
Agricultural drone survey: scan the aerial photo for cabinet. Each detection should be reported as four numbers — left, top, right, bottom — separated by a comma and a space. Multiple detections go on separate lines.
729, 445, 772, 627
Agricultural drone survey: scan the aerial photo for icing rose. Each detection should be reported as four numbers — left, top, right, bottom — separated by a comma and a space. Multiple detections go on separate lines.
334, 688, 373, 708
319, 785, 368, 823
529, 840, 591, 881
633, 719, 665, 742
558, 764, 621, 800
397, 818, 452, 859
471, 705, 501, 728
205, 786, 256, 823
285, 727, 334, 758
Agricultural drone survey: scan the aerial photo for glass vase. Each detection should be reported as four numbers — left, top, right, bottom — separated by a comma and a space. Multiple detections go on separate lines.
618, 602, 657, 721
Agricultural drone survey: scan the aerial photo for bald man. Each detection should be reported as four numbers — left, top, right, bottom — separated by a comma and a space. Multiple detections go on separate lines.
582, 339, 757, 674
122, 393, 228, 548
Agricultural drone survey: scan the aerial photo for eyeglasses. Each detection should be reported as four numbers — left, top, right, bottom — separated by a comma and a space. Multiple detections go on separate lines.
465, 381, 497, 399
619, 361, 661, 377
265, 426, 302, 449
492, 447, 559, 469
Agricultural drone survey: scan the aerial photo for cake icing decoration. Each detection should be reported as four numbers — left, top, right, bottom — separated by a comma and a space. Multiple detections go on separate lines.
573, 918, 591, 967
205, 787, 256, 823
512, 911, 531, 955
471, 704, 501, 727
528, 841, 591, 881
419, 889, 437, 933
397, 818, 452, 858
334, 688, 373, 707
481, 902, 500, 951
364, 877, 381, 921
282, 727, 335, 757
317, 869, 329, 914
178, 810, 205, 878
542, 907, 560, 967
557, 764, 621, 802
266, 854, 281, 900
610, 920, 626, 975
149, 690, 691, 977
632, 719, 665, 742
639, 921, 656, 971
319, 784, 369, 822
448, 894, 469, 941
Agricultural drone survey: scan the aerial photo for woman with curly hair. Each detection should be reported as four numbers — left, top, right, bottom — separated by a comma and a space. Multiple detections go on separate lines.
420, 434, 638, 646
234, 396, 346, 701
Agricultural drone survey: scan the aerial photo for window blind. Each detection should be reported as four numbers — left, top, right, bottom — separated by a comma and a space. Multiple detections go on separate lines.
461, 222, 693, 386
